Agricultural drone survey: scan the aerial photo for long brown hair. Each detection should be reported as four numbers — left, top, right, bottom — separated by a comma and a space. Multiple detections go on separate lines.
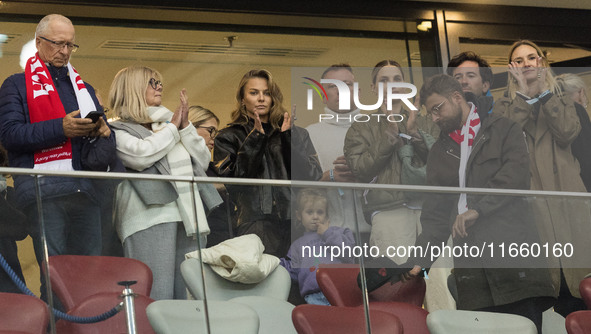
230, 69, 286, 129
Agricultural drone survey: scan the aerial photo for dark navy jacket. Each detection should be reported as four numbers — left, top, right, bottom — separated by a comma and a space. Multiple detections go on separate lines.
0, 65, 116, 208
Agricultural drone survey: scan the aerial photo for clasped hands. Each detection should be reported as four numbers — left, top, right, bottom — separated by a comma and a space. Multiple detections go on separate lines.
508, 56, 549, 98
170, 89, 189, 129
253, 104, 295, 134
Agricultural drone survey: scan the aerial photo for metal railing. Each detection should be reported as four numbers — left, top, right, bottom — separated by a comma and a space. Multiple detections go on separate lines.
2, 166, 590, 334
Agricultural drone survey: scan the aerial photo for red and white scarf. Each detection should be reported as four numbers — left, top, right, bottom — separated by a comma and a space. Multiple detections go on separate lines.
25, 53, 96, 171
449, 103, 481, 214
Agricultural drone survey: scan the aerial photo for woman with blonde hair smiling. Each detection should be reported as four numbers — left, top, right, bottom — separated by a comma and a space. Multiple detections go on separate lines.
213, 69, 321, 257
493, 40, 591, 317
108, 65, 221, 300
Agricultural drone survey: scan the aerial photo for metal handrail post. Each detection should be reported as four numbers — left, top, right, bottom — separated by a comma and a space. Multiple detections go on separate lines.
118, 280, 138, 334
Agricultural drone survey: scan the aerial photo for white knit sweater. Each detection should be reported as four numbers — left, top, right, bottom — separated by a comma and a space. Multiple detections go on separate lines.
114, 105, 211, 242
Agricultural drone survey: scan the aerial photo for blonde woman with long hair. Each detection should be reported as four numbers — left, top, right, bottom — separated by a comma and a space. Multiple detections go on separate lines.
108, 65, 221, 300
212, 69, 322, 257
493, 40, 591, 317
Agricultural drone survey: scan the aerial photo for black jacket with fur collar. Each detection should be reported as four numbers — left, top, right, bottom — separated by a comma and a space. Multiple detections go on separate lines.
213, 118, 322, 224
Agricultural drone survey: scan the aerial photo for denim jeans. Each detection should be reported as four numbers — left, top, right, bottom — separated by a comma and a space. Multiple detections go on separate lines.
28, 192, 102, 261
304, 291, 331, 306
27, 192, 102, 301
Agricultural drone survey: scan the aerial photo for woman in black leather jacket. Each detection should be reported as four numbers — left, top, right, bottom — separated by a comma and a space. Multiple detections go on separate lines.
213, 69, 322, 257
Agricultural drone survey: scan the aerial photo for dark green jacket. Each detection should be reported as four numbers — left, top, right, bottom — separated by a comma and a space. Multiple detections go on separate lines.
414, 96, 555, 310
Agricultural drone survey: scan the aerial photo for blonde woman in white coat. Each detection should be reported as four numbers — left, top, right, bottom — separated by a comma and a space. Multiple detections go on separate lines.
108, 66, 214, 300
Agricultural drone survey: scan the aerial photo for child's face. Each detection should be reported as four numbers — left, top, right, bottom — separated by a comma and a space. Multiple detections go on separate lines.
299, 201, 328, 232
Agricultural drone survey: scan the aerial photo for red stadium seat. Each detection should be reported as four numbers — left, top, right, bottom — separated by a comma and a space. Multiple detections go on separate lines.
565, 311, 591, 334
0, 292, 49, 334
579, 277, 591, 308
47, 255, 155, 333
316, 264, 430, 333
46, 255, 152, 311
55, 292, 155, 334
316, 263, 426, 307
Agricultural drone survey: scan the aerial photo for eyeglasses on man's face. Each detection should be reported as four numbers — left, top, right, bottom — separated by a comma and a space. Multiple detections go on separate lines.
197, 126, 219, 138
149, 78, 163, 90
429, 100, 446, 116
39, 36, 79, 53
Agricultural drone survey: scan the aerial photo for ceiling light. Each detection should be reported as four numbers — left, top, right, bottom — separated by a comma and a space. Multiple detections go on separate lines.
417, 21, 432, 32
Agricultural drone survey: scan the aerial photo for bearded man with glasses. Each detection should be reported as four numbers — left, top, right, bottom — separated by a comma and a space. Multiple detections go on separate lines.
402, 74, 555, 333
0, 14, 119, 300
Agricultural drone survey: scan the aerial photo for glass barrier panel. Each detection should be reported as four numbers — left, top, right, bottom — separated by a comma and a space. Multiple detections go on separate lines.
24, 175, 205, 333
2, 168, 591, 333
2, 64, 591, 334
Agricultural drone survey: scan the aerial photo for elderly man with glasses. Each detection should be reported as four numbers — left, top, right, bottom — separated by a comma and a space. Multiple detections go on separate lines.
0, 14, 118, 299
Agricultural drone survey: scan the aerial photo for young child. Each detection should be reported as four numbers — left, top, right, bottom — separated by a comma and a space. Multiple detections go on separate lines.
280, 188, 355, 305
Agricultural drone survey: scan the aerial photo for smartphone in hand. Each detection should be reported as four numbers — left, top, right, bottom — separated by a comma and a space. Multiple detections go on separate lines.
85, 111, 102, 123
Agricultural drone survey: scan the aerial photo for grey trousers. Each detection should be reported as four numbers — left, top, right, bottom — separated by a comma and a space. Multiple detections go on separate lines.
123, 222, 203, 300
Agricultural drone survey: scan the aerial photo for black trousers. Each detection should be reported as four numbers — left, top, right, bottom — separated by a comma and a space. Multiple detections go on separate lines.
0, 238, 25, 294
